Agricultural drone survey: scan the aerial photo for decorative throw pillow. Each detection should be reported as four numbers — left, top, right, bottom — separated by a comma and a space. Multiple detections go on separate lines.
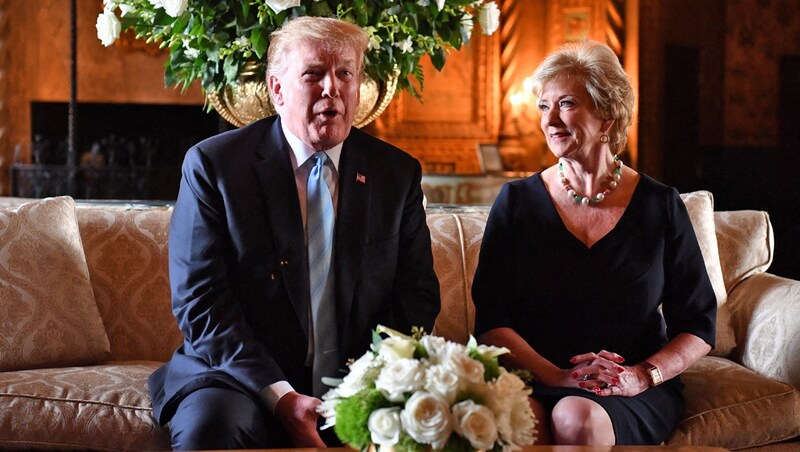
714, 210, 774, 292
680, 191, 736, 357
0, 196, 110, 371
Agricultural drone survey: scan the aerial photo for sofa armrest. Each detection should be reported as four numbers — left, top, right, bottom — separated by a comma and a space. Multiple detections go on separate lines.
727, 272, 800, 388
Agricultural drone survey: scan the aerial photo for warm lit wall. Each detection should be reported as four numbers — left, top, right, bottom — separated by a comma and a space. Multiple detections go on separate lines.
2, 0, 641, 194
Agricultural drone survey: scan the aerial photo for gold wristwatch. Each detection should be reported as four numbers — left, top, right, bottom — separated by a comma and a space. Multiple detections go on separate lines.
642, 361, 663, 386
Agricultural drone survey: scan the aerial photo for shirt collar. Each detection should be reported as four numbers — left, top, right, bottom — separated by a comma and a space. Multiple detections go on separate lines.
280, 119, 342, 172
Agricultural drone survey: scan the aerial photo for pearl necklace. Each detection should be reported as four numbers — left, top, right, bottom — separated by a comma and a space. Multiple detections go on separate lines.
558, 154, 622, 206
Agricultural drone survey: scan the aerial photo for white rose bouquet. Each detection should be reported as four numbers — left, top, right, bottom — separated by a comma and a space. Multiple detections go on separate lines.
318, 326, 537, 452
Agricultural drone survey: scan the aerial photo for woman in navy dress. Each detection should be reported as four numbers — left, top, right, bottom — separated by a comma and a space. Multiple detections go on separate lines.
472, 41, 717, 445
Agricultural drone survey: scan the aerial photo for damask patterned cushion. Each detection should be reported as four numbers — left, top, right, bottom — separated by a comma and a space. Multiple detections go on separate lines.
714, 210, 774, 292
428, 210, 488, 343
680, 191, 736, 357
0, 196, 110, 371
75, 205, 182, 362
0, 361, 170, 451
667, 356, 800, 449
727, 272, 800, 389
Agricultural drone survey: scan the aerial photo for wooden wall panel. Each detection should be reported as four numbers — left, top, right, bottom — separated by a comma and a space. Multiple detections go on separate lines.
368, 30, 501, 175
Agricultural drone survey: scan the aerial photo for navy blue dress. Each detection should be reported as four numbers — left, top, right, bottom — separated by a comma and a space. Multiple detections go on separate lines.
472, 172, 717, 445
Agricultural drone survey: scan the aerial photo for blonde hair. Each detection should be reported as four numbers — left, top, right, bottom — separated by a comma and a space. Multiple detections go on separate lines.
267, 17, 369, 81
531, 40, 635, 153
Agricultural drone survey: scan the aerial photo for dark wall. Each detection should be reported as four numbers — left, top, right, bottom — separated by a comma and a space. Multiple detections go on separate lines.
641, 0, 800, 280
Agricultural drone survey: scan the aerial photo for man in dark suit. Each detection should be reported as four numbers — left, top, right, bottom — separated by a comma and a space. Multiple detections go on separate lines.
148, 17, 440, 450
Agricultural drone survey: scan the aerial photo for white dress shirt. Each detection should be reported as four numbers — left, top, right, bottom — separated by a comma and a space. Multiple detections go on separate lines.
258, 121, 342, 412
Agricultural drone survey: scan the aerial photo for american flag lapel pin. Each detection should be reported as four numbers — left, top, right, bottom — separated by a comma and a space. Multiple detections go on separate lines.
356, 173, 366, 184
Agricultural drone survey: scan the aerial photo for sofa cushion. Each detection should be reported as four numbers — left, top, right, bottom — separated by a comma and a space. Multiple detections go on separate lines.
0, 361, 170, 451
76, 204, 182, 362
428, 210, 488, 343
680, 191, 735, 357
667, 356, 800, 450
0, 196, 110, 371
714, 210, 774, 292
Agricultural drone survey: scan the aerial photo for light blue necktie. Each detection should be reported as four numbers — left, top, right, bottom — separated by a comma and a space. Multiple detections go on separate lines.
306, 152, 339, 397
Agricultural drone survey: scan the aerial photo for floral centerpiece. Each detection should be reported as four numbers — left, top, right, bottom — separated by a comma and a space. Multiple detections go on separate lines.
318, 325, 537, 451
95, 0, 501, 98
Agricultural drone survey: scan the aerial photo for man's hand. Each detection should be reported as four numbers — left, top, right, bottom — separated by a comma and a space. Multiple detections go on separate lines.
274, 391, 326, 447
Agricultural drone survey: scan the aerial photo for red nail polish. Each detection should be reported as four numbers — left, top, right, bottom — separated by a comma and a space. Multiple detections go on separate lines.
579, 382, 586, 388
594, 388, 602, 395
616, 356, 625, 362
612, 378, 619, 385
570, 357, 577, 363
571, 372, 579, 379
617, 367, 625, 373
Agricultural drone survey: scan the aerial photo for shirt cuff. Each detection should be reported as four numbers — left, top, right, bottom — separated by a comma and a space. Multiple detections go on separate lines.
258, 381, 295, 413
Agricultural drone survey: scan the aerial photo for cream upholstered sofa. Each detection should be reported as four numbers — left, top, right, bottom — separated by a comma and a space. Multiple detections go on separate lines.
0, 193, 798, 451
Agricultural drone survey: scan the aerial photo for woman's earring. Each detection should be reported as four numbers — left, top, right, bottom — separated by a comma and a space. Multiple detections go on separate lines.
600, 134, 610, 143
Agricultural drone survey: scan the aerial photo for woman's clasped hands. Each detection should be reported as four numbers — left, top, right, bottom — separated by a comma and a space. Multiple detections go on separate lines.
567, 350, 650, 397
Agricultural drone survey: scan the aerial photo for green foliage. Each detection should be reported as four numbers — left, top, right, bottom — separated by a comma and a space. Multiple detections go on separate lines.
334, 388, 392, 450
99, 0, 496, 98
395, 432, 428, 452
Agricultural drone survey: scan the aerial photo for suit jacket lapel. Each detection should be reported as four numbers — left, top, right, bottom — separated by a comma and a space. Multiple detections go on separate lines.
253, 118, 310, 341
335, 137, 369, 335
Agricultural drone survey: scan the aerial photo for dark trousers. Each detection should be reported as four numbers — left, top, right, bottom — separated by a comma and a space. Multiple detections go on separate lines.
168, 386, 342, 450
168, 387, 292, 450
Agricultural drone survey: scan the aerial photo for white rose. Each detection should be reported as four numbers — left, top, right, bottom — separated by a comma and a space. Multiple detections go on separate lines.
436, 0, 445, 10
148, 0, 165, 7
442, 346, 485, 385
418, 335, 447, 364
378, 336, 417, 361
479, 2, 501, 35
96, 11, 121, 47
490, 369, 528, 401
400, 392, 453, 450
163, 0, 188, 17
375, 358, 425, 402
452, 400, 498, 450
265, 0, 301, 14
368, 407, 402, 447
336, 352, 379, 398
424, 364, 460, 404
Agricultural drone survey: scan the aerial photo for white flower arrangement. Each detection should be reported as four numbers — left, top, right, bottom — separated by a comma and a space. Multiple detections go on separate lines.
95, 0, 501, 98
318, 326, 537, 452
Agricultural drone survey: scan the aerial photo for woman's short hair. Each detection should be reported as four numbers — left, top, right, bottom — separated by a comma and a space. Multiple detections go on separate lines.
267, 17, 369, 81
531, 40, 635, 153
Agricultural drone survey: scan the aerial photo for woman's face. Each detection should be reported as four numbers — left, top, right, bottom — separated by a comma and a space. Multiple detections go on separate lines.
538, 77, 609, 160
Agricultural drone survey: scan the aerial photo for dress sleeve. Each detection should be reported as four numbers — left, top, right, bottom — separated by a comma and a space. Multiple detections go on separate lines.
472, 183, 518, 337
660, 189, 717, 348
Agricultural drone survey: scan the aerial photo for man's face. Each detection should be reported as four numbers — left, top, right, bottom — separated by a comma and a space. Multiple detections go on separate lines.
269, 40, 361, 151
